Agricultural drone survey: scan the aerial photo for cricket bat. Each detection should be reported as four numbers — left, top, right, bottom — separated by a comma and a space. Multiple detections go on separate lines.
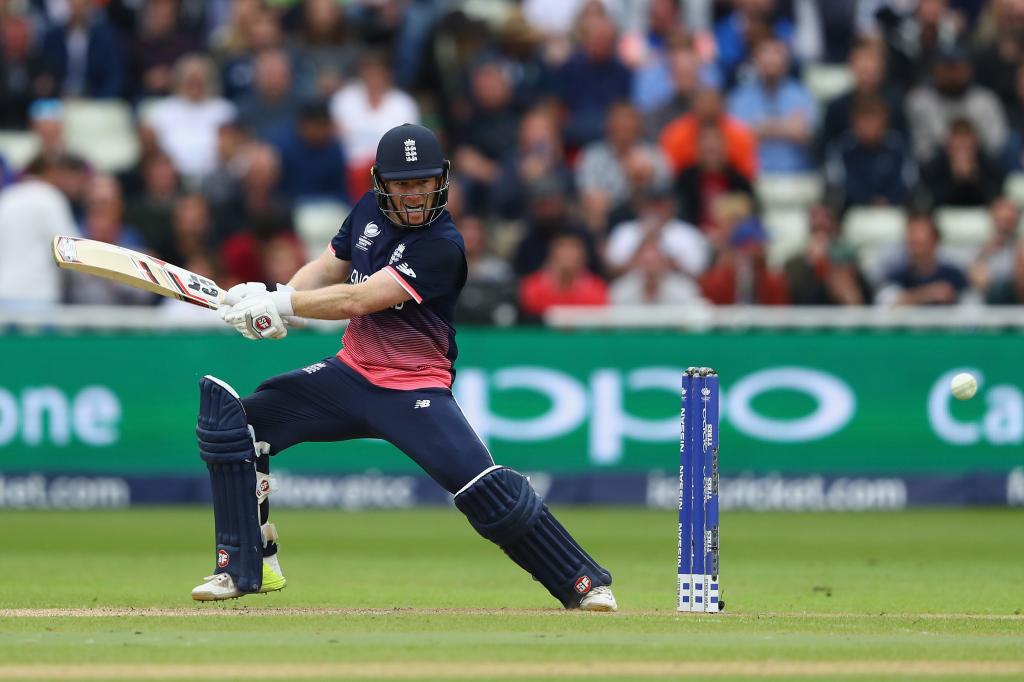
51, 236, 225, 309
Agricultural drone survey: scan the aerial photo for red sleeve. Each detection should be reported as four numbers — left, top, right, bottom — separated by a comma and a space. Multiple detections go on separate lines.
699, 265, 736, 305
519, 273, 548, 316
759, 271, 790, 305
659, 118, 690, 174
727, 119, 759, 181
581, 275, 609, 305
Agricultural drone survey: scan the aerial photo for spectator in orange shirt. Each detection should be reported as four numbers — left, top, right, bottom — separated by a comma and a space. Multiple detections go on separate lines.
659, 86, 758, 181
519, 231, 608, 319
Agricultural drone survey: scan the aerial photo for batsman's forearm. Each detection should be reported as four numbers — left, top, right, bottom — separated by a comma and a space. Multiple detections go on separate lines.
290, 284, 368, 320
288, 249, 352, 291
288, 260, 336, 291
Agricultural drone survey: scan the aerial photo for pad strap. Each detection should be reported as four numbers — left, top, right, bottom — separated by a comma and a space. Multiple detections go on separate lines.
454, 467, 612, 608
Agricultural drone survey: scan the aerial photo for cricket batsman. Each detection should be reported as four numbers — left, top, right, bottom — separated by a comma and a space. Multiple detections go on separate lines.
191, 124, 617, 611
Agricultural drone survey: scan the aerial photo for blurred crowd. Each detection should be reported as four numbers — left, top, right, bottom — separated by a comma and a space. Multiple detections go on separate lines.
1, 0, 1023, 323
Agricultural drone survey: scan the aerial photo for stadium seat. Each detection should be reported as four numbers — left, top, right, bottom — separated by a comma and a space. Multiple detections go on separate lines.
64, 99, 140, 173
935, 207, 993, 248
0, 130, 41, 171
1006, 173, 1024, 207
763, 207, 809, 267
842, 206, 907, 282
294, 201, 350, 260
802, 63, 853, 102
756, 173, 823, 208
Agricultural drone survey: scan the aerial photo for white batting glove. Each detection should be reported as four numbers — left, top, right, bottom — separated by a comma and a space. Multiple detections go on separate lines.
224, 282, 268, 306
220, 290, 294, 340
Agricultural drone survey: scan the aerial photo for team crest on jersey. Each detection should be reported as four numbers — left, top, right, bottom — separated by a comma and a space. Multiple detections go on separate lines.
389, 243, 406, 265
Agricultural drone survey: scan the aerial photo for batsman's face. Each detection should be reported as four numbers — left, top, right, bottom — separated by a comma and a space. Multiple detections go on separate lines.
388, 177, 440, 226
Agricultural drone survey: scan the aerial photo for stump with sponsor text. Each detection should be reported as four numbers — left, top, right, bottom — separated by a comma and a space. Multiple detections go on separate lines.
678, 367, 723, 612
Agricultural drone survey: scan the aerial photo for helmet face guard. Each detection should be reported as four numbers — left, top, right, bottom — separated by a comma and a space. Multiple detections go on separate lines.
371, 161, 451, 229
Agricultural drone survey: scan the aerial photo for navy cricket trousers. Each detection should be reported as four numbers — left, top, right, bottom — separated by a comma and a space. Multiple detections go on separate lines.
241, 357, 493, 494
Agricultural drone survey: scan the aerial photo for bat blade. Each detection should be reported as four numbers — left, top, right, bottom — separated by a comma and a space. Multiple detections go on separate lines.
51, 236, 226, 309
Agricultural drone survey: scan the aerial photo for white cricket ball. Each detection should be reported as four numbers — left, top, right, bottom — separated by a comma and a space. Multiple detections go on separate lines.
950, 372, 978, 401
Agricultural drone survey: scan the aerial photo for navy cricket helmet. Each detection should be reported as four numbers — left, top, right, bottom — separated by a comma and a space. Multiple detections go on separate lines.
371, 123, 450, 228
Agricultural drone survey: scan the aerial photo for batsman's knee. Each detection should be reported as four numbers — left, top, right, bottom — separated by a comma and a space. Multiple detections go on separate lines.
454, 466, 612, 609
453, 466, 542, 543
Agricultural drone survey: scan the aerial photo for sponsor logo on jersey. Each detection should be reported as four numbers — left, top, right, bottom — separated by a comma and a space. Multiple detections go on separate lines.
404, 139, 418, 162
302, 362, 327, 374
574, 575, 592, 594
217, 549, 230, 568
396, 263, 416, 279
356, 222, 380, 251
389, 243, 406, 265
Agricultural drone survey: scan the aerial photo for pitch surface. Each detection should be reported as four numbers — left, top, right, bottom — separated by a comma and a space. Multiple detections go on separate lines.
2, 508, 1022, 681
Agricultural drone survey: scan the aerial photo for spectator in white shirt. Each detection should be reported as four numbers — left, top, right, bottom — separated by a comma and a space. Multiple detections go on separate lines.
0, 155, 80, 306
329, 53, 419, 197
604, 183, 709, 280
610, 235, 705, 304
142, 53, 237, 180
906, 46, 1008, 163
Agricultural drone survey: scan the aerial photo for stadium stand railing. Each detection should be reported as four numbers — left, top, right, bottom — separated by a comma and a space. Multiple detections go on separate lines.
545, 304, 1024, 330
5, 305, 1024, 332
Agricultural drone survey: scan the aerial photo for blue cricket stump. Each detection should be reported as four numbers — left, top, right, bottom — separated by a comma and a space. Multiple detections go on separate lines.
677, 367, 723, 613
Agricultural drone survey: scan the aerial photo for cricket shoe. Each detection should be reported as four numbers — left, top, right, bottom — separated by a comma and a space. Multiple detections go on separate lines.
578, 585, 617, 612
191, 561, 286, 601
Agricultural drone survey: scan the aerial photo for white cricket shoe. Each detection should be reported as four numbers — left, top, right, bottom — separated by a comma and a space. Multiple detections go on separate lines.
579, 585, 617, 612
191, 572, 243, 601
191, 561, 287, 601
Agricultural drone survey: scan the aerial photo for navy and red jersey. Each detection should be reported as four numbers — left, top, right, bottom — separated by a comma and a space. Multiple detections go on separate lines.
328, 191, 467, 390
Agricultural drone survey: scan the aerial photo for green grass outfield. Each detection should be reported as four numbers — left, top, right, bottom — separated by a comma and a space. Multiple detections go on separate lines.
2, 507, 1023, 681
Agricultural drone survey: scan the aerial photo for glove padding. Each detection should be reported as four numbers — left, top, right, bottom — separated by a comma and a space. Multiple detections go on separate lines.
224, 282, 269, 306
220, 289, 294, 340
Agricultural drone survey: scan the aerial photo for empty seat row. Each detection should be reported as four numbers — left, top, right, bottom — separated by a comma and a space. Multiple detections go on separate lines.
0, 100, 139, 173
